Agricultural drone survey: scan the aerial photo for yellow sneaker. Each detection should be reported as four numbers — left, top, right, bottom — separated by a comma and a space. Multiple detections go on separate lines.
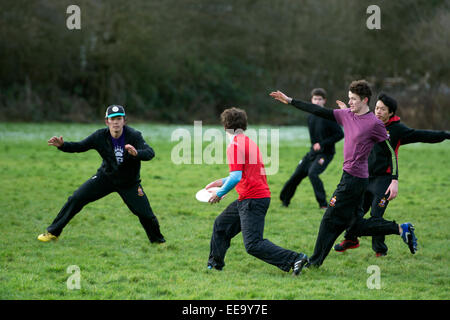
37, 232, 58, 242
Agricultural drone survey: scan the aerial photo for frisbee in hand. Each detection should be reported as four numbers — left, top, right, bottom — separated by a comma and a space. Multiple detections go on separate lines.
196, 187, 220, 202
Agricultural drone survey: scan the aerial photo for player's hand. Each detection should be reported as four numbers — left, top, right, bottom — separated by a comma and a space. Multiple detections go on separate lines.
313, 143, 321, 151
208, 191, 221, 204
205, 179, 223, 189
336, 100, 348, 109
385, 179, 398, 201
269, 91, 292, 104
48, 136, 64, 147
125, 144, 138, 156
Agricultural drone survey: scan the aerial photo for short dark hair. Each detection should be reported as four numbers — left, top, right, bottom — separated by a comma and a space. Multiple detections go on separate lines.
220, 107, 248, 131
377, 93, 397, 115
349, 80, 372, 104
310, 88, 327, 99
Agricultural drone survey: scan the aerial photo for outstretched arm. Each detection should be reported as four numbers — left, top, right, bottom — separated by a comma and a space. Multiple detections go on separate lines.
50, 133, 95, 153
269, 90, 336, 121
400, 126, 450, 145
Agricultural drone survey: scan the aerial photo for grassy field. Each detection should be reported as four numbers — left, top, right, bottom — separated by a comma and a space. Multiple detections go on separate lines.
0, 123, 449, 300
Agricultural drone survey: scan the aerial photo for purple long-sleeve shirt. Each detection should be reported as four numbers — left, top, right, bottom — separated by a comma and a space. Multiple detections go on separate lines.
333, 108, 388, 178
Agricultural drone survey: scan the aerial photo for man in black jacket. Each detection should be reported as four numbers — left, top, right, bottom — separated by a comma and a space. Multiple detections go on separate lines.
280, 88, 344, 209
37, 105, 165, 244
334, 93, 449, 256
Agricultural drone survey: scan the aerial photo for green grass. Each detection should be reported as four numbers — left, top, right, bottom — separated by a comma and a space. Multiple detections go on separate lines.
0, 122, 449, 300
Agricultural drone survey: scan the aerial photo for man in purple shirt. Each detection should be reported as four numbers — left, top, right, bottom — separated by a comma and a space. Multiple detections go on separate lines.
270, 80, 418, 271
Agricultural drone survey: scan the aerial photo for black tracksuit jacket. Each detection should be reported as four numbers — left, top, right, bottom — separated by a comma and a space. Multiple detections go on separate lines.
369, 116, 450, 177
58, 125, 155, 187
307, 114, 344, 155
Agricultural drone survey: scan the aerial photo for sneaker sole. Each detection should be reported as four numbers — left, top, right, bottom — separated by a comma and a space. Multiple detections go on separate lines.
37, 234, 58, 242
37, 237, 58, 242
407, 225, 417, 254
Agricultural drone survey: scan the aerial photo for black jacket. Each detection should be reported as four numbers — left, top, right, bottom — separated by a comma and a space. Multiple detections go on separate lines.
58, 125, 155, 187
307, 114, 344, 155
369, 116, 450, 177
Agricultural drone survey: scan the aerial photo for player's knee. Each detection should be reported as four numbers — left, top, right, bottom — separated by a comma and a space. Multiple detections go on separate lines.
68, 193, 84, 204
244, 241, 262, 256
308, 172, 320, 181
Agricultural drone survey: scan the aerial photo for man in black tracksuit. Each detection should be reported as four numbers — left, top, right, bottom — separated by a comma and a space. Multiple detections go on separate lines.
37, 105, 165, 244
280, 88, 344, 209
335, 93, 450, 256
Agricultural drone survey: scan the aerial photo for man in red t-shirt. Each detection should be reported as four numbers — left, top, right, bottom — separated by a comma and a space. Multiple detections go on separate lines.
205, 107, 309, 275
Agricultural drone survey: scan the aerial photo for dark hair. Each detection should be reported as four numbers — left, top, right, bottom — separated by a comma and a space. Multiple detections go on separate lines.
377, 93, 397, 115
220, 107, 248, 131
349, 80, 372, 104
310, 88, 327, 99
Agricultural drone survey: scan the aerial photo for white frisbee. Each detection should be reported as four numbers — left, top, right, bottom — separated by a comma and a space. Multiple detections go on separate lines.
196, 187, 220, 202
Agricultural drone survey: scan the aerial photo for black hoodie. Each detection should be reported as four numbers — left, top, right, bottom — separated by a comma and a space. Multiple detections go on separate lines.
58, 125, 155, 187
368, 116, 449, 178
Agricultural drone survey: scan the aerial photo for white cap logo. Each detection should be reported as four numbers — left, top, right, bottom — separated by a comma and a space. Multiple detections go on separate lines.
112, 106, 119, 112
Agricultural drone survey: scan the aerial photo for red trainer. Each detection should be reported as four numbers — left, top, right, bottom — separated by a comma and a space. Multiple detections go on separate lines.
334, 239, 360, 252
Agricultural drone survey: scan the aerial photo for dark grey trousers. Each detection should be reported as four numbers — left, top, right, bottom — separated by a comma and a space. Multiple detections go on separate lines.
208, 198, 299, 272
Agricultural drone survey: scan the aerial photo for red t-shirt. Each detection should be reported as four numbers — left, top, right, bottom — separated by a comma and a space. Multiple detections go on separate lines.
227, 134, 271, 200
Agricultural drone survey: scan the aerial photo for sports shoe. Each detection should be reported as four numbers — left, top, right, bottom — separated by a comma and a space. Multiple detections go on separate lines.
292, 253, 309, 276
151, 237, 166, 244
334, 239, 360, 252
375, 252, 387, 257
37, 232, 58, 242
400, 223, 418, 254
207, 264, 222, 271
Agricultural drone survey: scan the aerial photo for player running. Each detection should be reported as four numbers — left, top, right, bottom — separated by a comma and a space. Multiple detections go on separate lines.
270, 80, 418, 271
205, 107, 309, 276
334, 93, 449, 256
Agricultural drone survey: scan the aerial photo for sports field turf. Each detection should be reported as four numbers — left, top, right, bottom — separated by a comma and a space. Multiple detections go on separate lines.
0, 123, 448, 299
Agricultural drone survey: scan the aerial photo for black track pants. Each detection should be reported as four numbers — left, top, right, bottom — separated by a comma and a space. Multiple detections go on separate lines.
344, 175, 393, 254
309, 172, 399, 267
280, 152, 333, 207
47, 174, 164, 243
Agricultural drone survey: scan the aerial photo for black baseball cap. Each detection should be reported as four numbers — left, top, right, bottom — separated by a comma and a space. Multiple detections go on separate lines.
105, 105, 126, 118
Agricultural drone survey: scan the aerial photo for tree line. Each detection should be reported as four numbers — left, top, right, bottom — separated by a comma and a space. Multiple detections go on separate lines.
0, 0, 448, 129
